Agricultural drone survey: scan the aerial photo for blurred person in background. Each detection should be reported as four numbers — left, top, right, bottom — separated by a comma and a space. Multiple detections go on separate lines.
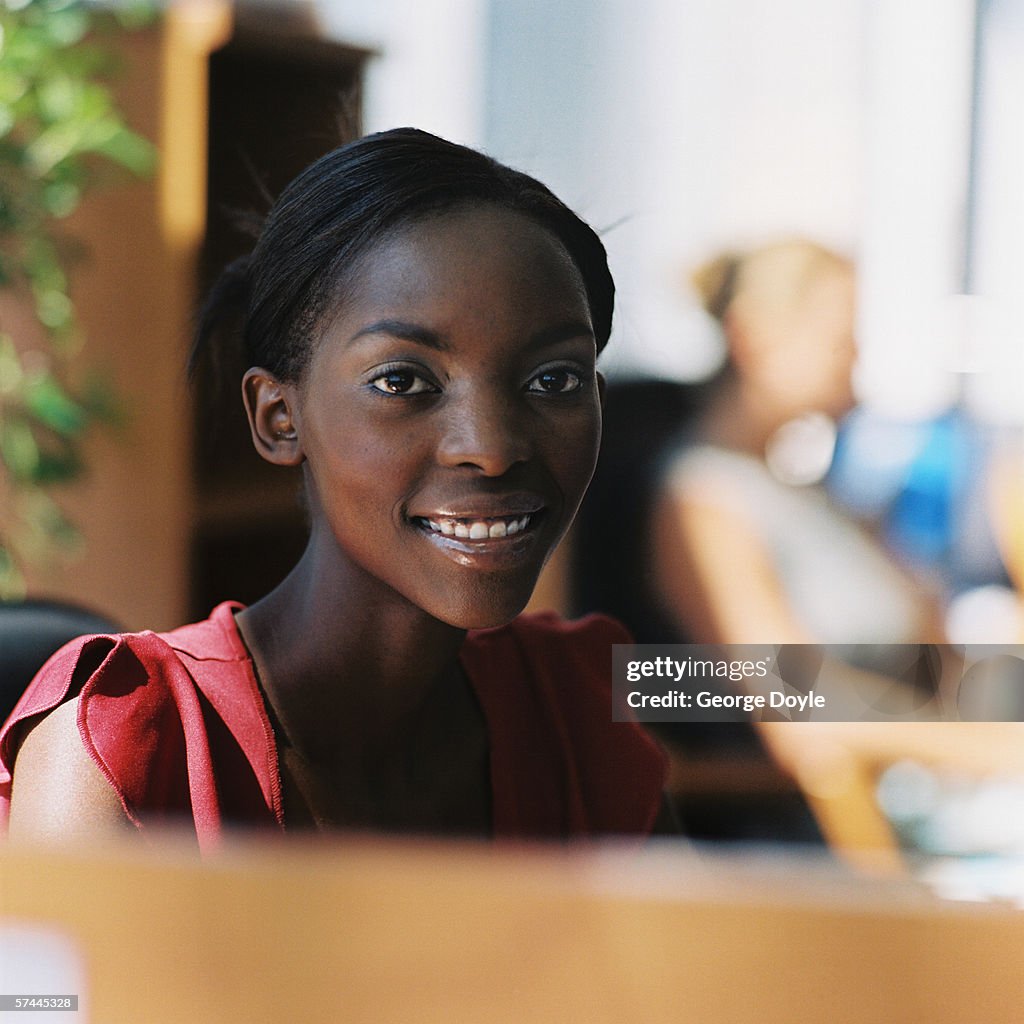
651, 240, 943, 662
610, 240, 953, 850
573, 240, 944, 845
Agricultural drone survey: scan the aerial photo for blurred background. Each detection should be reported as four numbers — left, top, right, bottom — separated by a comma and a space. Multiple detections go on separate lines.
4, 0, 1024, 889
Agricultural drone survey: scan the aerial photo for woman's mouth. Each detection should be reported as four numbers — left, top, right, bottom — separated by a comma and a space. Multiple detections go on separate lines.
416, 513, 534, 540
408, 499, 550, 568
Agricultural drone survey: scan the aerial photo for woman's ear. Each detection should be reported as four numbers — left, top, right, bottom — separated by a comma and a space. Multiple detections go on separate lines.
241, 367, 304, 466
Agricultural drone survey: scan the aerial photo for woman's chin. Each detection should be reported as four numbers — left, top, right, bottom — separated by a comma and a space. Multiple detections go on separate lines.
431, 582, 539, 632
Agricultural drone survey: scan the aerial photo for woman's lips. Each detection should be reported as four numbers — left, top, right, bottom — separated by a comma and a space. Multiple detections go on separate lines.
417, 512, 533, 540
410, 505, 548, 572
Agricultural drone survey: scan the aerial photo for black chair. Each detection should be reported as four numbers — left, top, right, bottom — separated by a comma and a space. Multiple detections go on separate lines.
0, 599, 120, 723
570, 377, 823, 844
571, 376, 710, 642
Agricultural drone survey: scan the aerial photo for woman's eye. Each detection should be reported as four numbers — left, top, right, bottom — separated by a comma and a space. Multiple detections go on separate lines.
369, 369, 436, 395
527, 368, 584, 394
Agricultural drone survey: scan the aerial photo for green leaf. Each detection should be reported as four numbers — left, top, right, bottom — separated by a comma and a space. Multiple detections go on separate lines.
42, 6, 88, 48
34, 287, 73, 329
93, 126, 156, 176
41, 178, 79, 216
34, 443, 82, 482
0, 0, 153, 585
24, 373, 86, 435
24, 236, 68, 290
0, 68, 28, 106
24, 121, 79, 173
0, 335, 24, 394
0, 417, 40, 481
36, 74, 80, 122
3, 0, 36, 19
74, 81, 114, 122
115, 1, 158, 31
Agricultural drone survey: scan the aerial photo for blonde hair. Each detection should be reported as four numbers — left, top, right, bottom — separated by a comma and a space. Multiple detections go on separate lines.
691, 240, 852, 326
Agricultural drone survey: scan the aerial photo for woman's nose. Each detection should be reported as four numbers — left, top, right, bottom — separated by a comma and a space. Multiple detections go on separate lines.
436, 393, 530, 476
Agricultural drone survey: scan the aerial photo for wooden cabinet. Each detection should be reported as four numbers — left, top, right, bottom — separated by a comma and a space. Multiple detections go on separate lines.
25, 1, 368, 630
191, 9, 368, 619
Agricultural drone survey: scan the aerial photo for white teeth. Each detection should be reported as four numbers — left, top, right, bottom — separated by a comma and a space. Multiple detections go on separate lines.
507, 516, 529, 535
421, 513, 533, 539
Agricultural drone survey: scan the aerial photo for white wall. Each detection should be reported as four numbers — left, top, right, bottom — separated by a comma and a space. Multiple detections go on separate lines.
312, 0, 981, 399
313, 0, 863, 379
481, 0, 866, 378
962, 0, 1024, 425
856, 0, 976, 419
314, 0, 487, 147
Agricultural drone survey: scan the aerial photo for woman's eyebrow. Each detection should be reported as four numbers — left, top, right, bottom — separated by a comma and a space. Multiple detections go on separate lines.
348, 318, 595, 352
349, 319, 449, 351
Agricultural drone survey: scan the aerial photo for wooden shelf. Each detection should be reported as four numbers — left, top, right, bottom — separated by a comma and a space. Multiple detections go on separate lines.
24, 2, 368, 630
188, 9, 368, 618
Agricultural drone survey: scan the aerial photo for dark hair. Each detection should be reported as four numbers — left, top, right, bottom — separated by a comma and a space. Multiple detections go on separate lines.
191, 127, 615, 382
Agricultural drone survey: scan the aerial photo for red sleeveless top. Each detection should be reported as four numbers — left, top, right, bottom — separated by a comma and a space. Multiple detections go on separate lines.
0, 603, 665, 850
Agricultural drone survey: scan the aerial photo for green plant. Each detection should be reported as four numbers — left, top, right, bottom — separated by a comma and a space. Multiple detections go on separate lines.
0, 0, 155, 596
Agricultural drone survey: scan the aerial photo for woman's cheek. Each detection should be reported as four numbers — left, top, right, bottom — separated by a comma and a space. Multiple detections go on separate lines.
551, 402, 602, 510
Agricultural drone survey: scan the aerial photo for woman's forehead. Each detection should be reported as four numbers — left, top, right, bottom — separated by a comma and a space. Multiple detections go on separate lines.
323, 205, 591, 331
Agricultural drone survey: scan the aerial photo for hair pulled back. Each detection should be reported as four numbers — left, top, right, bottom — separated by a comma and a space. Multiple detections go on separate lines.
690, 239, 852, 327
192, 128, 615, 383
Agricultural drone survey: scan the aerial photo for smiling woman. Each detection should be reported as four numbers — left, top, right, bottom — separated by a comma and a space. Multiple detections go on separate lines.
257, 204, 602, 631
0, 129, 668, 847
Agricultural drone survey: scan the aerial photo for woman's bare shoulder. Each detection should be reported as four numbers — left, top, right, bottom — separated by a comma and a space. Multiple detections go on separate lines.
7, 696, 133, 842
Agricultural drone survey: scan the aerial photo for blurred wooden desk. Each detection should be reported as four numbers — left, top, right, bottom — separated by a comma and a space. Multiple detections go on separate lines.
2, 835, 1023, 1023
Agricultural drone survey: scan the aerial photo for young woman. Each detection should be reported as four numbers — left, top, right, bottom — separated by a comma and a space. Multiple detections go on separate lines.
0, 129, 667, 848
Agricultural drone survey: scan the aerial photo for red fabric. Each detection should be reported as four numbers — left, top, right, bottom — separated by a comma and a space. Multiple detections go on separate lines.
0, 602, 665, 850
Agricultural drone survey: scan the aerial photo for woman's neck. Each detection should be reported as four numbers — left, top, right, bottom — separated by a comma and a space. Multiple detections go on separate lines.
234, 533, 469, 767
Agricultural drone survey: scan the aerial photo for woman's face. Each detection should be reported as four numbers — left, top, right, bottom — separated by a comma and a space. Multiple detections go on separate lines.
737, 266, 857, 421
286, 204, 603, 629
